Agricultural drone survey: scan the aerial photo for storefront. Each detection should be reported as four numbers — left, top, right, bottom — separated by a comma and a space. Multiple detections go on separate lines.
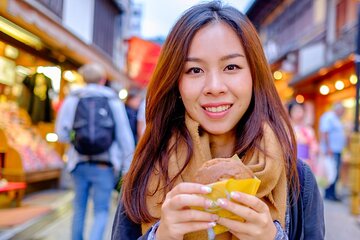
288, 55, 358, 189
290, 55, 357, 134
0, 0, 128, 205
0, 26, 68, 203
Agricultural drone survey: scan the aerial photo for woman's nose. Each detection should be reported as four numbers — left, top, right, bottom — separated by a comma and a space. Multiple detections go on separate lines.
203, 72, 227, 96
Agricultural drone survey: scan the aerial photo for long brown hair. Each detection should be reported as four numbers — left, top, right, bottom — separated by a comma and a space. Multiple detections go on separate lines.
122, 0, 298, 223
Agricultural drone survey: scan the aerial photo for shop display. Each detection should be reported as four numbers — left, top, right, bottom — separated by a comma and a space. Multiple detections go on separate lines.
0, 56, 16, 86
21, 72, 53, 124
0, 102, 63, 173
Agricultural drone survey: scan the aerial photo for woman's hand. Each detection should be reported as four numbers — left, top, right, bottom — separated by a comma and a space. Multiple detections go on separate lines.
216, 191, 277, 240
156, 182, 219, 240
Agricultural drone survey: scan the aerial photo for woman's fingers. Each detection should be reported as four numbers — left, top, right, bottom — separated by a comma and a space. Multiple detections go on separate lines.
176, 209, 219, 223
173, 222, 217, 236
215, 192, 277, 239
230, 191, 269, 213
216, 192, 272, 226
166, 182, 212, 198
214, 192, 269, 222
168, 193, 215, 210
216, 217, 253, 236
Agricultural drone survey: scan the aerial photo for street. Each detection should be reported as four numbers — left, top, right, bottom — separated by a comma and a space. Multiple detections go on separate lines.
21, 192, 118, 240
324, 197, 360, 239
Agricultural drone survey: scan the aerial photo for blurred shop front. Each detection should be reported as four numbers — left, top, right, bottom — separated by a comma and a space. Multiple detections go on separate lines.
288, 53, 358, 188
246, 0, 359, 136
245, 0, 360, 194
0, 0, 129, 207
290, 55, 357, 135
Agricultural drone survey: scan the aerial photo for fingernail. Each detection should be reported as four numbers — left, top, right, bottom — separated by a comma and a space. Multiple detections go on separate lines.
205, 200, 217, 209
201, 186, 212, 193
216, 198, 226, 207
230, 192, 240, 199
208, 222, 216, 227
211, 214, 219, 221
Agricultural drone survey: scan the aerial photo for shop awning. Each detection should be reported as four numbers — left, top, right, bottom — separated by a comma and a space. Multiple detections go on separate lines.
0, 0, 130, 87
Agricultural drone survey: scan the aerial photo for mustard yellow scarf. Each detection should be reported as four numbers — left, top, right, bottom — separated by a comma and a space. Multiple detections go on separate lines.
142, 116, 287, 239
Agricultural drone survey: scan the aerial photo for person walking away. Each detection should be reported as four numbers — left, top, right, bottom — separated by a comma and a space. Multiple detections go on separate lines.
288, 101, 318, 172
56, 63, 134, 240
319, 102, 346, 201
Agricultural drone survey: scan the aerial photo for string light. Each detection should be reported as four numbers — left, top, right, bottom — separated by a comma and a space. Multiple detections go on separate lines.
295, 94, 305, 103
335, 80, 344, 90
319, 85, 330, 95
273, 71, 283, 80
350, 74, 358, 85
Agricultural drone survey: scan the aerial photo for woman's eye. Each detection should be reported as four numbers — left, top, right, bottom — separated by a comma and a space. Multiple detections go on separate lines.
185, 67, 203, 74
224, 64, 240, 71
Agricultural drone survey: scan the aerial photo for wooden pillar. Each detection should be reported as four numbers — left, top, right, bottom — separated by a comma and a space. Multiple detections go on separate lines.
349, 132, 360, 214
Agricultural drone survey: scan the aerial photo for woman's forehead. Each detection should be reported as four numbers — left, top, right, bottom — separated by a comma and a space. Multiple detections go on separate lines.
186, 22, 244, 56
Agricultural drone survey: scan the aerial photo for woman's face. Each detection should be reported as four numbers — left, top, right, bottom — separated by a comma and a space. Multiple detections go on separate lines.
179, 22, 252, 135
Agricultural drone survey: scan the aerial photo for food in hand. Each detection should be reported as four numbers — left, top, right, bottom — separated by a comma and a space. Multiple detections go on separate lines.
194, 155, 254, 184
193, 154, 260, 235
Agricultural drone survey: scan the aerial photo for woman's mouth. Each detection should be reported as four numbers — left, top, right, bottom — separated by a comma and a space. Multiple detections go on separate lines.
203, 104, 232, 113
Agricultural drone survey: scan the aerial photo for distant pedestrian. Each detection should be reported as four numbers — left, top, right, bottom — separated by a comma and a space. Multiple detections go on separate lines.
125, 88, 143, 144
319, 102, 346, 201
56, 63, 134, 240
288, 101, 318, 172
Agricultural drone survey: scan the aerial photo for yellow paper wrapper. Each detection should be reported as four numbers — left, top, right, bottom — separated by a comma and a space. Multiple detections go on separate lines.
194, 178, 261, 235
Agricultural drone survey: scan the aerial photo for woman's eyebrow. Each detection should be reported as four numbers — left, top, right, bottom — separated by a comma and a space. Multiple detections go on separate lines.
220, 53, 245, 61
185, 57, 202, 62
185, 53, 245, 62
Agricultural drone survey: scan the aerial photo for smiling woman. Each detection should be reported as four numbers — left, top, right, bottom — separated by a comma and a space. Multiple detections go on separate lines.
179, 22, 252, 139
112, 1, 324, 240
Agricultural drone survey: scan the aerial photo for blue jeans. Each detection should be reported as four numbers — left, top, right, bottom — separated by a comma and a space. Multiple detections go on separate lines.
71, 163, 115, 240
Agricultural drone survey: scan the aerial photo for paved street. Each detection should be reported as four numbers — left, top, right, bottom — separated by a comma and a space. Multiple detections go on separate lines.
28, 194, 119, 240
324, 197, 360, 240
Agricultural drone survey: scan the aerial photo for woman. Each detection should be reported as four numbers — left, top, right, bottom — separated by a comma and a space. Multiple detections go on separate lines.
288, 101, 319, 173
112, 1, 324, 239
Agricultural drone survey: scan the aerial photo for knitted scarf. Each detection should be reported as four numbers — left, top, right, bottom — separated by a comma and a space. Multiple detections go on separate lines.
142, 116, 287, 239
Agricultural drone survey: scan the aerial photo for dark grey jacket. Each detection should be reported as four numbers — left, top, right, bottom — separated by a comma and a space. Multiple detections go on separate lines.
112, 160, 325, 239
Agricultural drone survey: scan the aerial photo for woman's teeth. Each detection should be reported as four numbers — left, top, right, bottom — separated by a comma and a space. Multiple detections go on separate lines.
204, 105, 231, 113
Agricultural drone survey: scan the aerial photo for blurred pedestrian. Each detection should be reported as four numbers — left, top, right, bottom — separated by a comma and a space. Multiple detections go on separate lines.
319, 102, 346, 201
288, 101, 318, 172
125, 88, 143, 145
112, 1, 324, 239
56, 62, 134, 240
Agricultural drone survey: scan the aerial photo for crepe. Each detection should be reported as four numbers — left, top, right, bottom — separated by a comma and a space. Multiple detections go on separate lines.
194, 155, 254, 184
193, 154, 261, 235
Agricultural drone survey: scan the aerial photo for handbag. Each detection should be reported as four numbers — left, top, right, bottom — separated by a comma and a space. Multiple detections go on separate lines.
316, 153, 336, 188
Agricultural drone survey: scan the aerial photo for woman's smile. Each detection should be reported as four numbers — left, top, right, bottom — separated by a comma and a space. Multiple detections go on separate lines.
202, 103, 233, 119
